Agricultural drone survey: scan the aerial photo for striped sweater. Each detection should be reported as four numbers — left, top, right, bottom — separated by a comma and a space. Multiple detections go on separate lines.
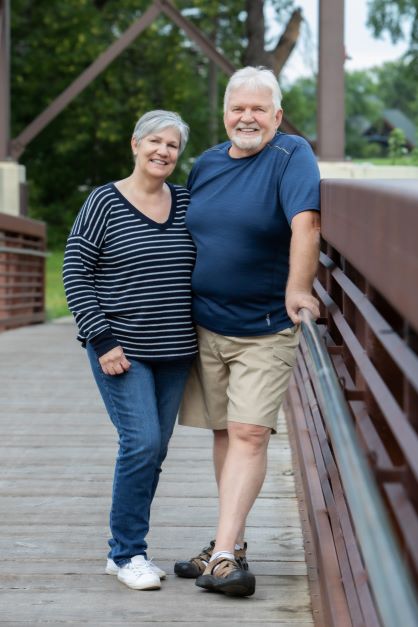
63, 182, 198, 361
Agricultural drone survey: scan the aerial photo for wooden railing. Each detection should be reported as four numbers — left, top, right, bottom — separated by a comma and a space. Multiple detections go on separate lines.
285, 179, 418, 627
0, 212, 47, 331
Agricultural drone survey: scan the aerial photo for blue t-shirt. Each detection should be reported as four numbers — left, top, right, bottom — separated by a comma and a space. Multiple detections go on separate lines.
186, 132, 320, 336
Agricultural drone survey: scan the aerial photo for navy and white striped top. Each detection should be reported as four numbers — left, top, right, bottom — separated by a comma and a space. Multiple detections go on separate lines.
63, 182, 198, 361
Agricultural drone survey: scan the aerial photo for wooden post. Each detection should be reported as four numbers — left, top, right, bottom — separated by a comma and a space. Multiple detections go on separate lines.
317, 0, 345, 160
0, 0, 10, 160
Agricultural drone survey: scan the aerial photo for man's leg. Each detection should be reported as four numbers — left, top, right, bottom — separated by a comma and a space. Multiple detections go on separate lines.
195, 422, 269, 596
213, 428, 228, 485
213, 428, 246, 546
213, 422, 270, 554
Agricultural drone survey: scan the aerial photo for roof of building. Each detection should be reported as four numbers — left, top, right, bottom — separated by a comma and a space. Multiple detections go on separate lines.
383, 109, 417, 147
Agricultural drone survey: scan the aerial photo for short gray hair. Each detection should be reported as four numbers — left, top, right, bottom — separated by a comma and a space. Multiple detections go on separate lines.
224, 66, 282, 113
132, 110, 189, 154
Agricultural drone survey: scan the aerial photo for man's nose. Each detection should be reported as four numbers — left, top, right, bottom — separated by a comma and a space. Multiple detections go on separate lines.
241, 108, 254, 121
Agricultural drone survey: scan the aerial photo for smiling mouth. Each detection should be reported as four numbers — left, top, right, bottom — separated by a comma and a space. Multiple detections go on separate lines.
235, 127, 260, 133
150, 159, 168, 165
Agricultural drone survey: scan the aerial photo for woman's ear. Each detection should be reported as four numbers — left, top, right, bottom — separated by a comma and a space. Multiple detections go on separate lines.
131, 137, 138, 157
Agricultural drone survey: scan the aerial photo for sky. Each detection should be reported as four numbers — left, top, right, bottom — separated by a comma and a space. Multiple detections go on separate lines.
266, 0, 409, 84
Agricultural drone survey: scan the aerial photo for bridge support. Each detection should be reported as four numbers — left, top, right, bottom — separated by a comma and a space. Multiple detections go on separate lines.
317, 0, 345, 160
0, 0, 10, 161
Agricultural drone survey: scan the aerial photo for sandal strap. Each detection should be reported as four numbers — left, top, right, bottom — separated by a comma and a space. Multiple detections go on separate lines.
190, 540, 215, 568
208, 557, 239, 577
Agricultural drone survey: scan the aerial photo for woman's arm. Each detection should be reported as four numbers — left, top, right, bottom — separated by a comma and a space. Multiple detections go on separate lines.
63, 190, 130, 374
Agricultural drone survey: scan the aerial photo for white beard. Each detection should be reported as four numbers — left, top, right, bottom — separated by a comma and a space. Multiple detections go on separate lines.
231, 132, 263, 151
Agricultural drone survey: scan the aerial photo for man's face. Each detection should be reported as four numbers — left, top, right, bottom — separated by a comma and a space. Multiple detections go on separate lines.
224, 85, 283, 158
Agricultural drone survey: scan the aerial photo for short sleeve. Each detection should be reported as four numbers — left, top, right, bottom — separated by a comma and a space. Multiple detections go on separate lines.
278, 141, 320, 225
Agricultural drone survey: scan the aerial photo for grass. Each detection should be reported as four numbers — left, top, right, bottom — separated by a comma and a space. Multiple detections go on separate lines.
353, 156, 418, 166
46, 250, 70, 320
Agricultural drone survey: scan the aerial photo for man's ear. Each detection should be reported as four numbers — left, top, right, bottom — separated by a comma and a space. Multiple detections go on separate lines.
275, 108, 284, 129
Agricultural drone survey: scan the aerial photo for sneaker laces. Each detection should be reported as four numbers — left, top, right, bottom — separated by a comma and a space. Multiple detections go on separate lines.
128, 559, 154, 576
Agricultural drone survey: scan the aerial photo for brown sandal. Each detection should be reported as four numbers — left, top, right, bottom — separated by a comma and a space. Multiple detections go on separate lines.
195, 556, 255, 597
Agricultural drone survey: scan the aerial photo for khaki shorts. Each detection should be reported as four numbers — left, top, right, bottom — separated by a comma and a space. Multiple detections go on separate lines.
178, 324, 300, 434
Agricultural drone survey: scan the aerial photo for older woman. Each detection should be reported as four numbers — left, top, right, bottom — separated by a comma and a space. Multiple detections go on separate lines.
63, 110, 196, 591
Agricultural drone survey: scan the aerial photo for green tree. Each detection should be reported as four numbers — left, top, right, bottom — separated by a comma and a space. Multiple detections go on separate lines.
11, 0, 297, 246
344, 70, 383, 157
11, 1, 222, 244
281, 77, 316, 139
374, 60, 418, 126
367, 0, 418, 53
388, 126, 407, 162
282, 69, 385, 157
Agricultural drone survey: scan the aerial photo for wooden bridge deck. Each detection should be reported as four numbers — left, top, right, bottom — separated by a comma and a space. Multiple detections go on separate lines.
0, 320, 313, 626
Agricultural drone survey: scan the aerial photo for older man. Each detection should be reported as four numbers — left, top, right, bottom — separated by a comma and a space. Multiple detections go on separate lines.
175, 66, 320, 597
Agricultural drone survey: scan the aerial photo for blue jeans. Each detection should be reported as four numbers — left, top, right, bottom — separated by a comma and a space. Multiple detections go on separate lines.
87, 343, 193, 565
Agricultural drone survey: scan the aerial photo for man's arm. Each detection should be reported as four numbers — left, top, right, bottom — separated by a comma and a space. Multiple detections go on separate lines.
285, 210, 321, 325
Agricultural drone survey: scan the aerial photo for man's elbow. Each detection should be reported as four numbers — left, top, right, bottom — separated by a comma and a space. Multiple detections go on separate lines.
291, 210, 321, 236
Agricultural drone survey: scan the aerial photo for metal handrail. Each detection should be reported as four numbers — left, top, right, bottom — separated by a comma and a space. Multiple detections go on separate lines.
298, 307, 418, 627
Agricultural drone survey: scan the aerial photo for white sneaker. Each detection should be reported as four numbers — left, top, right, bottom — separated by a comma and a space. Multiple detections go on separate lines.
147, 559, 167, 580
105, 558, 120, 575
116, 555, 161, 590
106, 557, 166, 579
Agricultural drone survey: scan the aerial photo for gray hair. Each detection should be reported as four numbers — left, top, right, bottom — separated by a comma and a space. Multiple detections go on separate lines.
132, 110, 189, 154
223, 66, 282, 113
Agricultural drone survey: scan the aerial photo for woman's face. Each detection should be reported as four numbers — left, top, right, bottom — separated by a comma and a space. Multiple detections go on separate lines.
132, 127, 181, 180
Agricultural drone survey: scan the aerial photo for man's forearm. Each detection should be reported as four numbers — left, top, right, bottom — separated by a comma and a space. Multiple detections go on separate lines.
285, 211, 321, 323
287, 211, 320, 293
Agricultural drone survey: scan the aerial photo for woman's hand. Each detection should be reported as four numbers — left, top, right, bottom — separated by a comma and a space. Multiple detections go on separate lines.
99, 346, 131, 376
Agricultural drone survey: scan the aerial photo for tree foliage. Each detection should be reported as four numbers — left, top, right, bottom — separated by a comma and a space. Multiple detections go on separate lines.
11, 0, 297, 245
388, 126, 407, 161
281, 60, 418, 159
367, 0, 418, 49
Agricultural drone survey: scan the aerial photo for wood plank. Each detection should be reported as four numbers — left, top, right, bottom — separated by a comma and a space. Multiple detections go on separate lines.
0, 321, 313, 625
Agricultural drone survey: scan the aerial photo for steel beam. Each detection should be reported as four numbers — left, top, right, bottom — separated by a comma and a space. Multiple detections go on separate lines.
317, 0, 345, 160
10, 0, 307, 158
0, 0, 10, 160
159, 0, 235, 75
10, 1, 162, 159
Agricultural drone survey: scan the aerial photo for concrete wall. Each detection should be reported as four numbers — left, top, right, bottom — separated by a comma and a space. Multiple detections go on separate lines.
0, 162, 26, 215
318, 161, 418, 179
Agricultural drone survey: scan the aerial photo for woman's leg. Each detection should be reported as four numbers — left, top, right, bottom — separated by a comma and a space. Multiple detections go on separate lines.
150, 358, 194, 500
87, 344, 161, 565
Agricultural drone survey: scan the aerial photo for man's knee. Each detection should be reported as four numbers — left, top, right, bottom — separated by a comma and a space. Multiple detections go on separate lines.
228, 421, 270, 452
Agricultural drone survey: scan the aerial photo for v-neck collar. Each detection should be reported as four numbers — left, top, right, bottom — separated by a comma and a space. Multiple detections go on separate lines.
110, 182, 177, 230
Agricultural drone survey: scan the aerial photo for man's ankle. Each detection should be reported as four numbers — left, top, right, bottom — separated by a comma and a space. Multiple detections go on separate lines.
210, 550, 235, 563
